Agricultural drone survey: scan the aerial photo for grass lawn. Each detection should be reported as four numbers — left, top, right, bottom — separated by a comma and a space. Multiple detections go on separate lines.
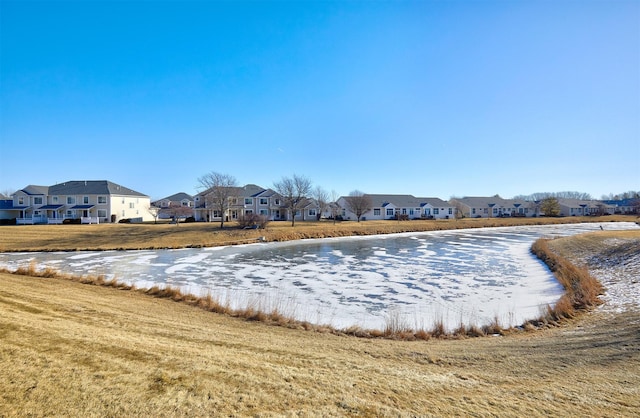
0, 214, 635, 252
0, 216, 638, 416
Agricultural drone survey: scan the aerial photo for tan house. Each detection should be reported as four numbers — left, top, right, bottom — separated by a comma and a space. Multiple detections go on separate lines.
7, 180, 153, 224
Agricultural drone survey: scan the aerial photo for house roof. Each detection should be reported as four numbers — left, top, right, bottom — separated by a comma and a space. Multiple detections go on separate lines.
453, 196, 529, 208
20, 185, 49, 195
48, 180, 148, 197
602, 198, 639, 206
557, 198, 614, 208
0, 200, 16, 210
154, 192, 194, 204
416, 197, 449, 207
345, 194, 452, 209
242, 184, 268, 197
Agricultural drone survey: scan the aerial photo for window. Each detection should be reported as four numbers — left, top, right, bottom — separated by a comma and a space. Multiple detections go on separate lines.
373, 208, 381, 216
274, 198, 280, 205
98, 196, 107, 204
245, 209, 253, 215
98, 209, 107, 218
308, 209, 317, 216
34, 197, 43, 205
259, 198, 267, 205
424, 208, 431, 215
409, 209, 414, 216
53, 196, 58, 203
259, 209, 268, 216
129, 202, 134, 209
434, 208, 439, 215
244, 198, 253, 205
18, 196, 24, 205
386, 208, 394, 216
472, 208, 476, 214
83, 196, 89, 204
449, 208, 453, 215
67, 197, 76, 205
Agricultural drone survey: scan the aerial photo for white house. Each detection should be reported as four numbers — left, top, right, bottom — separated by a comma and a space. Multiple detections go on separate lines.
451, 196, 537, 218
338, 194, 455, 221
557, 199, 615, 217
7, 180, 153, 224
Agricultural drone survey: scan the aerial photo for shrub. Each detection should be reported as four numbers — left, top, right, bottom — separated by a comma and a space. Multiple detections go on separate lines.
531, 238, 603, 321
238, 213, 270, 229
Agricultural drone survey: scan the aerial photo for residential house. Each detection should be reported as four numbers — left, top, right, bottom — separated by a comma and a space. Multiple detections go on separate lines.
601, 198, 640, 215
338, 194, 455, 221
194, 184, 323, 223
7, 180, 152, 224
451, 196, 536, 218
557, 199, 615, 217
152, 192, 195, 219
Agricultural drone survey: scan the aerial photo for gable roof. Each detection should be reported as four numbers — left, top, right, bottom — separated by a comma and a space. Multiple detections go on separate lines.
344, 194, 452, 209
154, 192, 193, 203
20, 185, 49, 195
453, 196, 529, 208
416, 197, 449, 207
48, 181, 148, 197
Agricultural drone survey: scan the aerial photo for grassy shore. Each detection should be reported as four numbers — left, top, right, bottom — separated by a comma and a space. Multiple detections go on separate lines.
0, 214, 635, 252
0, 217, 639, 416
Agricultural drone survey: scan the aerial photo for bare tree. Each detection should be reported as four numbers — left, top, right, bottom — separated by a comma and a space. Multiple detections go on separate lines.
330, 190, 341, 224
312, 186, 330, 220
147, 206, 161, 224
344, 190, 372, 222
273, 174, 312, 227
197, 172, 238, 229
165, 205, 193, 226
451, 200, 466, 220
514, 191, 592, 201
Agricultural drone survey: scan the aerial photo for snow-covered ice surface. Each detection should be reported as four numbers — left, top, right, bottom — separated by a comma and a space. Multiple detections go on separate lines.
1, 222, 637, 331
583, 238, 640, 315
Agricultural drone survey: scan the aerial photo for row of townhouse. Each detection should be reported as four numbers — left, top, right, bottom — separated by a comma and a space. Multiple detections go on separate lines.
2, 179, 637, 225
451, 196, 629, 218
0, 181, 153, 224
338, 194, 455, 221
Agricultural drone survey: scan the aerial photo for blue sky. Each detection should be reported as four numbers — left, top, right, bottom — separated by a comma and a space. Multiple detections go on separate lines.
1, 0, 638, 201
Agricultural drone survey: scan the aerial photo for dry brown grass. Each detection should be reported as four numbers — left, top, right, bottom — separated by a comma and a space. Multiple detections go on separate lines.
1, 270, 638, 416
0, 215, 634, 252
530, 238, 604, 322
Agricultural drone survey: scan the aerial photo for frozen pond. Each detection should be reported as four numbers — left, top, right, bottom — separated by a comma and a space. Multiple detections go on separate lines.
0, 222, 636, 331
